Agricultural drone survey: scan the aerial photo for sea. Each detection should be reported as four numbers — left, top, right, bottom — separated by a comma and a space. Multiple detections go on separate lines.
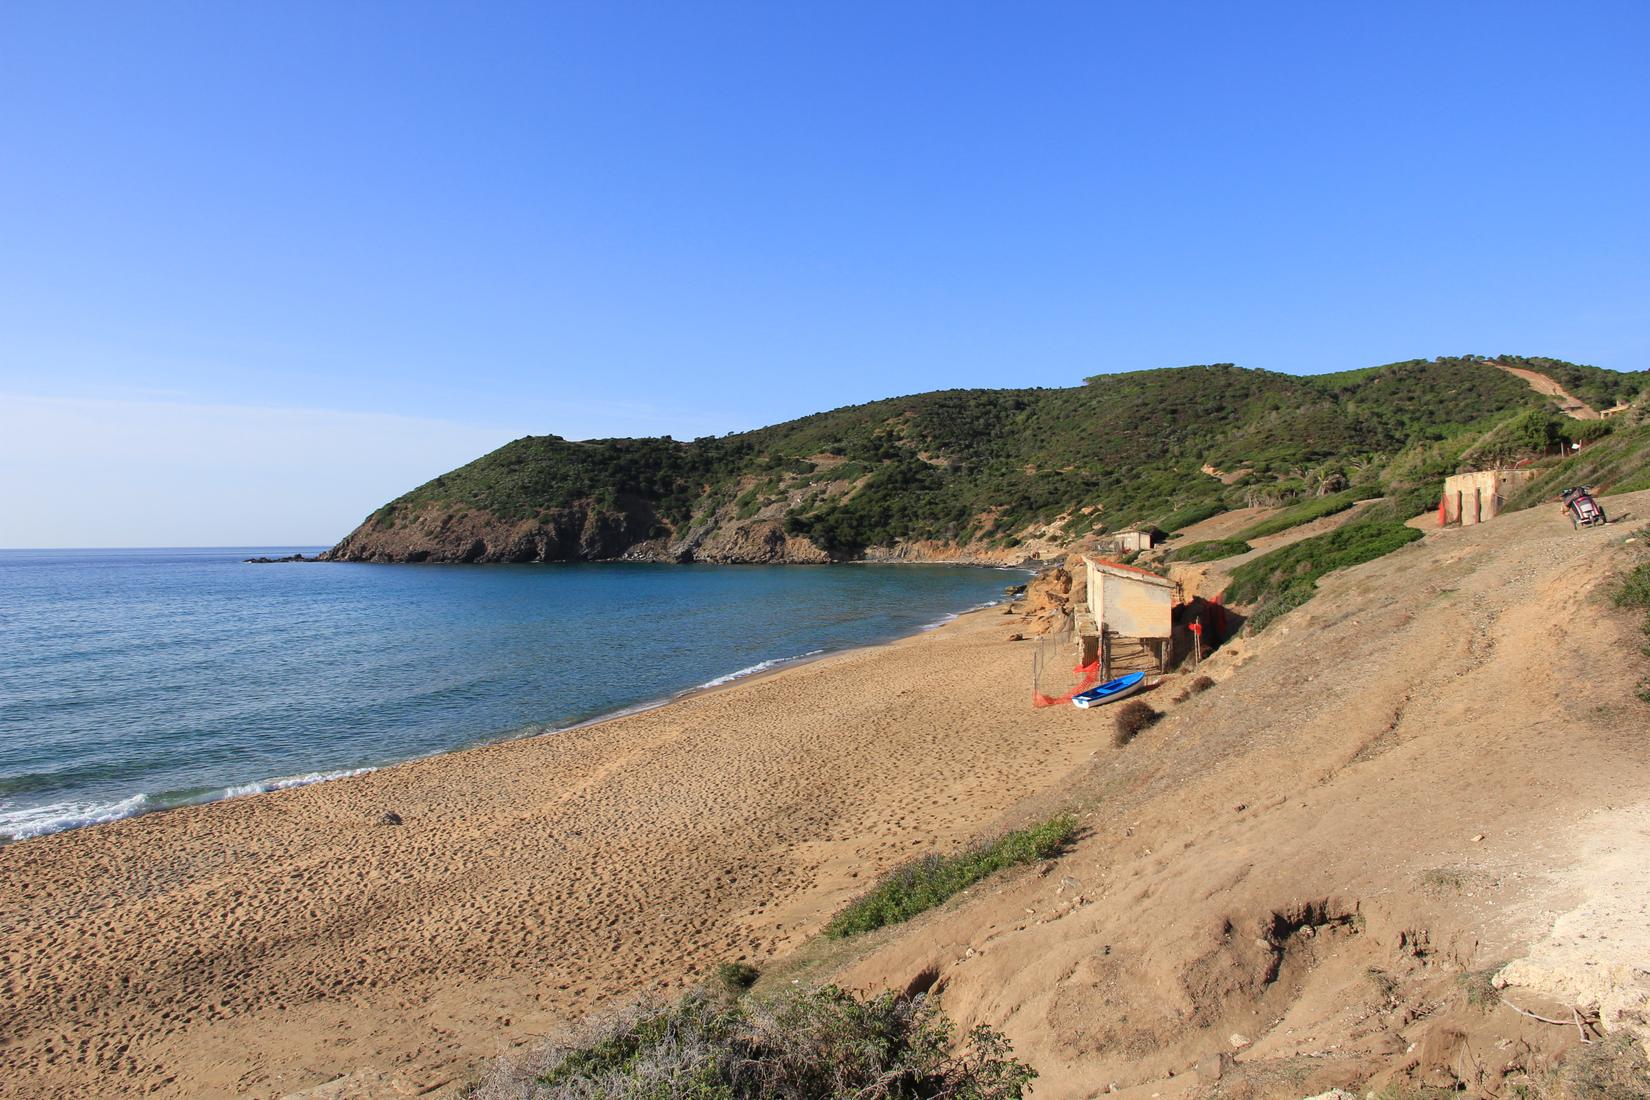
0, 548, 1016, 842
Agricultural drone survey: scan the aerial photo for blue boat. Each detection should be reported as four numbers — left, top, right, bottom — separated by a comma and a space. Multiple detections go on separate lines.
1071, 671, 1147, 709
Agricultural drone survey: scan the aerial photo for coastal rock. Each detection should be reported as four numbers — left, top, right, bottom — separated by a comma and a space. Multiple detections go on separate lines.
325, 498, 1052, 567
688, 520, 831, 565
323, 500, 657, 564
326, 501, 844, 565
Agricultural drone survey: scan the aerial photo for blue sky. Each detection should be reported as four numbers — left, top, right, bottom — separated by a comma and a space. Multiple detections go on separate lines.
2, 2, 1647, 546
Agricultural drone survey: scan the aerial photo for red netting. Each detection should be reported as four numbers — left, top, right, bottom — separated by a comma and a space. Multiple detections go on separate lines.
1032, 660, 1100, 708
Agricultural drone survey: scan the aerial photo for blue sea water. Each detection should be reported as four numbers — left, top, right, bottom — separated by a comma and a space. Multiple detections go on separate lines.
0, 549, 1014, 841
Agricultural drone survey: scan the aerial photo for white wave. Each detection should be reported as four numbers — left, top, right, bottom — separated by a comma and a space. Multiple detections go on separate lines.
696, 650, 825, 690
920, 598, 1002, 632
0, 792, 151, 841
221, 767, 376, 799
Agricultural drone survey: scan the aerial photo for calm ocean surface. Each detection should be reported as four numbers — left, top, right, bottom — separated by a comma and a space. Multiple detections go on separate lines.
0, 549, 1015, 841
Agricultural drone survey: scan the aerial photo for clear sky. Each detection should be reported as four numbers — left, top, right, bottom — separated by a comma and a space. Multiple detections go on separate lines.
2, 1, 1647, 547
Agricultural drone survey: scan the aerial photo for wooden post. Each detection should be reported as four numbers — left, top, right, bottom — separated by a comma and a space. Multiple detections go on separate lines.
1100, 632, 1111, 682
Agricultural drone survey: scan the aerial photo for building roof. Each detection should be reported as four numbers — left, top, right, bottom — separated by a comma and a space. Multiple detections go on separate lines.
1084, 556, 1177, 588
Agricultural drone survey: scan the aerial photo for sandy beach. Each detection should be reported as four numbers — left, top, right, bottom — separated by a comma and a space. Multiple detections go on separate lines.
0, 608, 1095, 1099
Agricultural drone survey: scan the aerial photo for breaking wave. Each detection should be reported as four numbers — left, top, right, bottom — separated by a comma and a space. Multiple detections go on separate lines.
0, 767, 379, 843
695, 651, 825, 690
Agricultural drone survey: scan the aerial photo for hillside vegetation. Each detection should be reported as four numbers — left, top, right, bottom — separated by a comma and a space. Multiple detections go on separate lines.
326, 356, 1647, 564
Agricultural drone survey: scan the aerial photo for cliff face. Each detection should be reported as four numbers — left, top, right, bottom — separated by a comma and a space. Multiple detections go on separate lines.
323, 501, 650, 564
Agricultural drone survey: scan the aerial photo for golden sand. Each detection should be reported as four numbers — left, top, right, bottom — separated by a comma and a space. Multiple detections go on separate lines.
0, 609, 1097, 1099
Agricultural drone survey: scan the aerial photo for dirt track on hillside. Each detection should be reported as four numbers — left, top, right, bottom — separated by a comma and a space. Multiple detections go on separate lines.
1489, 360, 1601, 419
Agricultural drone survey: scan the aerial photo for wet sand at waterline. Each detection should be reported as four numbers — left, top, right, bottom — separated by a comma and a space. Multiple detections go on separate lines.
0, 608, 1099, 1099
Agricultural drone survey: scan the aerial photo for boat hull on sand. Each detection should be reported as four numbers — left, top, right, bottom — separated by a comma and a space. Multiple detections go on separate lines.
1072, 671, 1147, 709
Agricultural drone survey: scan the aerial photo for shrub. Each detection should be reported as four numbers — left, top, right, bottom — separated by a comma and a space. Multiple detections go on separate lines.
1171, 675, 1215, 704
1618, 561, 1650, 698
1158, 501, 1226, 532
1225, 520, 1423, 631
1456, 967, 1501, 1012
824, 814, 1078, 938
1236, 487, 1381, 541
1616, 561, 1650, 612
1113, 700, 1160, 746
1551, 1033, 1650, 1099
714, 962, 760, 992
1171, 538, 1251, 563
489, 985, 1037, 1100
1360, 481, 1443, 523
1244, 580, 1317, 633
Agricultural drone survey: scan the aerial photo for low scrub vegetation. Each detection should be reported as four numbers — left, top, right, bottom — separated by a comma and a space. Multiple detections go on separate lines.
1617, 557, 1650, 703
1157, 501, 1226, 532
1171, 538, 1251, 563
476, 985, 1037, 1100
1614, 560, 1650, 617
1546, 1032, 1650, 1099
1225, 520, 1424, 632
1173, 675, 1215, 702
1235, 487, 1379, 541
824, 814, 1077, 938
1506, 421, 1650, 510
714, 962, 760, 992
1113, 700, 1161, 745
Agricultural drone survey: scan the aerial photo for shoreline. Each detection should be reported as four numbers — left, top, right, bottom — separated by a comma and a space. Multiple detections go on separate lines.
0, 601, 1093, 1099
0, 588, 1018, 845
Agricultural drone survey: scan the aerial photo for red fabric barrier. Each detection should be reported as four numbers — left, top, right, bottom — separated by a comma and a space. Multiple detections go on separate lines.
1033, 660, 1101, 708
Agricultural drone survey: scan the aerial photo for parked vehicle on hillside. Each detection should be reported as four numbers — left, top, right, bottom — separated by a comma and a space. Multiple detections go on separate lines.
1560, 486, 1607, 528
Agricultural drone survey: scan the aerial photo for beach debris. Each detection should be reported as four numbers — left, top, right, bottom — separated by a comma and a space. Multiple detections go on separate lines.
1006, 632, 1024, 641
378, 810, 404, 826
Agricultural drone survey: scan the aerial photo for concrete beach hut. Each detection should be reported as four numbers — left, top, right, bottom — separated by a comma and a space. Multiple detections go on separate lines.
1077, 557, 1179, 676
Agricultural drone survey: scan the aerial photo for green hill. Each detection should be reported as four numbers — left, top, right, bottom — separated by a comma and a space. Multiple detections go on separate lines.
325, 355, 1648, 564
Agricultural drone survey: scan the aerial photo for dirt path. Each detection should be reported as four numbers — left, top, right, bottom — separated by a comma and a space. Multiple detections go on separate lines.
1488, 359, 1601, 419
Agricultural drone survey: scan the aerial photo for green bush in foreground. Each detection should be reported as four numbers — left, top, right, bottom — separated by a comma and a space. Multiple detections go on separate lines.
501, 986, 1035, 1100
1171, 538, 1251, 563
1616, 560, 1650, 615
824, 815, 1078, 939
714, 962, 760, 992
1618, 560, 1650, 703
1226, 520, 1423, 632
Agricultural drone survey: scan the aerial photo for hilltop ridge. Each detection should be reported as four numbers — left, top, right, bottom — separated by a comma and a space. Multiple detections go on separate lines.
325, 356, 1648, 566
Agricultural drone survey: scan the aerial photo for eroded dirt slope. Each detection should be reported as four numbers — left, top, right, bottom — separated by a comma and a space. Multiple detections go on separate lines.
834, 491, 1650, 1098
